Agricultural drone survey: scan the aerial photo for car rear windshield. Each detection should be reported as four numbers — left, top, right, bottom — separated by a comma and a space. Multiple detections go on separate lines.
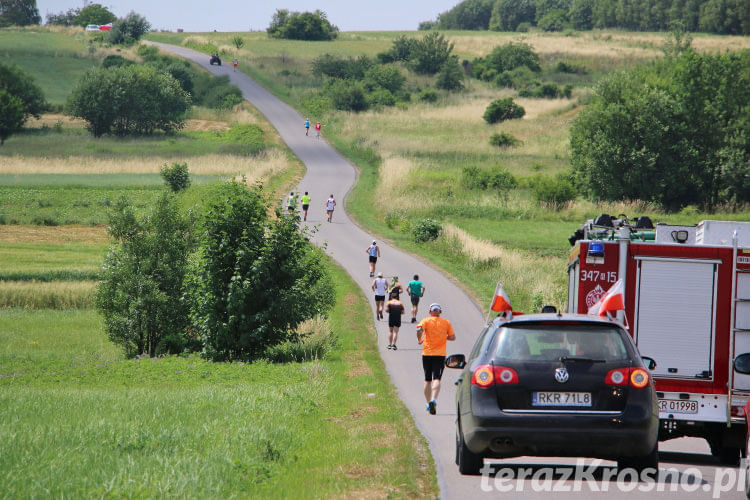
493, 324, 629, 361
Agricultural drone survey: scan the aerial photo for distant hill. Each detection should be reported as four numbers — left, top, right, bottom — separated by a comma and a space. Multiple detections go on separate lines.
424, 0, 749, 35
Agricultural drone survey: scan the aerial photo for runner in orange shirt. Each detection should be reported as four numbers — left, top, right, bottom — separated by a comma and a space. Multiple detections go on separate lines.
416, 303, 456, 415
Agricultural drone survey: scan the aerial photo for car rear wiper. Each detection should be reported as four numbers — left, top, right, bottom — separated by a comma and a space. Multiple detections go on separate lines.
559, 356, 605, 363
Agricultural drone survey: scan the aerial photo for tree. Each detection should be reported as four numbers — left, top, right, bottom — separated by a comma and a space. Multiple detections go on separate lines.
0, 62, 47, 121
494, 0, 536, 31
67, 65, 190, 137
436, 0, 494, 29
45, 7, 80, 26
76, 3, 115, 27
570, 50, 750, 209
0, 89, 24, 145
436, 56, 465, 91
267, 9, 338, 41
96, 193, 192, 357
107, 11, 151, 45
483, 97, 525, 123
410, 32, 454, 75
538, 9, 569, 31
0, 0, 40, 26
231, 36, 245, 50
569, 0, 594, 29
189, 181, 334, 361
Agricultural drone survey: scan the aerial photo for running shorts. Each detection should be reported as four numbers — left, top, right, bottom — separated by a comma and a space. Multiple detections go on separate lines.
369, 256, 378, 263
374, 295, 385, 302
410, 295, 420, 306
423, 355, 446, 381
388, 316, 402, 328
302, 204, 309, 211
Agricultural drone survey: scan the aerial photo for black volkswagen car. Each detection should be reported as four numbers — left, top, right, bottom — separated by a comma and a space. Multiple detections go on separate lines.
447, 312, 658, 475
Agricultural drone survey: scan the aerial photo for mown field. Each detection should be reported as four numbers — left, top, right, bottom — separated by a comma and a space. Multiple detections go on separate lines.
145, 28, 750, 310
0, 27, 437, 498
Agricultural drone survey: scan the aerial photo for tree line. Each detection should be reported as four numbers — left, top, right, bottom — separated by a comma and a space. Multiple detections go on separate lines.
424, 0, 749, 35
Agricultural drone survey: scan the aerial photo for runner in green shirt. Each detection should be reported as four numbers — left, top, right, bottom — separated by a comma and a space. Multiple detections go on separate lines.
301, 191, 311, 221
407, 274, 425, 323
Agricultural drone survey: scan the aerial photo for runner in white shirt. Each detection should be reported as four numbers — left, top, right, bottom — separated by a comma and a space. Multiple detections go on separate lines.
371, 272, 388, 320
325, 194, 336, 222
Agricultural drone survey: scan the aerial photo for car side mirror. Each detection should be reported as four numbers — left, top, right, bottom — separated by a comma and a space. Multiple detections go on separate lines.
445, 354, 466, 369
641, 356, 657, 370
734, 353, 750, 375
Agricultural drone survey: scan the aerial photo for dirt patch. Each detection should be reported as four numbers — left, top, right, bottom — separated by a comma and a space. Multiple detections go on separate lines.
341, 464, 377, 479
183, 119, 231, 132
343, 292, 358, 307
25, 114, 87, 129
347, 359, 372, 378
324, 406, 375, 423
0, 225, 109, 244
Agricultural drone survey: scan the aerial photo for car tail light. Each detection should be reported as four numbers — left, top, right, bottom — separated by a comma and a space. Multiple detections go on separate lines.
493, 366, 519, 384
471, 365, 494, 388
630, 368, 650, 389
605, 368, 650, 389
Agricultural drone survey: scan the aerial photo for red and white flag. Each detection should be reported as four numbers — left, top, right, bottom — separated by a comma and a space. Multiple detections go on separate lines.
491, 282, 513, 313
588, 279, 625, 317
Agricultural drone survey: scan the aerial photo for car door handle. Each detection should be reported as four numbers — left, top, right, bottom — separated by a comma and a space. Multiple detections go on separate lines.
455, 377, 463, 386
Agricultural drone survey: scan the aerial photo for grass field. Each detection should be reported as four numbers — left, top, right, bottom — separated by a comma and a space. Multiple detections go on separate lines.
147, 28, 749, 311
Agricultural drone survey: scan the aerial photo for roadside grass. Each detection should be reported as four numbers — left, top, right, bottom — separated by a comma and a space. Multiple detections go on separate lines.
0, 260, 437, 498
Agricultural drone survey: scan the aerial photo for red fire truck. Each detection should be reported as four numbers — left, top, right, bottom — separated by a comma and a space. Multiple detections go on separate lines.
567, 217, 750, 464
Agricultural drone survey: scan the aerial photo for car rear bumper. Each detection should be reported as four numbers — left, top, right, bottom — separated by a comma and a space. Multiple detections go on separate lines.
463, 411, 658, 459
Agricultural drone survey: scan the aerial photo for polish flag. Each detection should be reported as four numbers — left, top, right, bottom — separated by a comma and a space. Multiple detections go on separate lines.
490, 282, 513, 313
588, 279, 625, 317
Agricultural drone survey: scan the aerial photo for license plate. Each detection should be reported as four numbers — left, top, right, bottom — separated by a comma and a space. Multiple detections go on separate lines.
532, 392, 592, 406
659, 399, 698, 414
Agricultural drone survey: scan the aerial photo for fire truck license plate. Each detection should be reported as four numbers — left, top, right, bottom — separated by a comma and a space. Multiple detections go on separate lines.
533, 392, 591, 406
658, 399, 698, 414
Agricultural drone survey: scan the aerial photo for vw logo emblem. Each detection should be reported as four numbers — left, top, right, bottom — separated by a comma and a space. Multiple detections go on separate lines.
555, 368, 569, 383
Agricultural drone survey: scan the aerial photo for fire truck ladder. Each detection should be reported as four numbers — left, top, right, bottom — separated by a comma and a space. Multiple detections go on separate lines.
728, 230, 749, 426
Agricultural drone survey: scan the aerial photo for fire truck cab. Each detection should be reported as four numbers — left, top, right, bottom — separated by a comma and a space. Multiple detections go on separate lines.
567, 217, 750, 465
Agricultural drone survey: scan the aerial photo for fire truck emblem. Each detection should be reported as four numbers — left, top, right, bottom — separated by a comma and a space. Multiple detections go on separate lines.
585, 285, 605, 309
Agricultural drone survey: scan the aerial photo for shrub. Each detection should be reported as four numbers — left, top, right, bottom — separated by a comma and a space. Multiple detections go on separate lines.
418, 88, 438, 102
516, 22, 532, 32
101, 55, 134, 69
263, 316, 338, 362
324, 79, 369, 112
413, 218, 442, 243
66, 65, 190, 137
519, 82, 564, 98
363, 65, 405, 93
409, 32, 454, 75
489, 132, 521, 148
160, 162, 191, 192
164, 63, 194, 94
528, 174, 577, 206
367, 88, 396, 107
555, 61, 588, 74
538, 9, 568, 31
96, 193, 192, 357
107, 11, 151, 45
267, 9, 338, 41
312, 54, 373, 80
436, 56, 465, 91
483, 98, 525, 124
461, 165, 517, 190
493, 66, 537, 89
218, 124, 265, 156
189, 181, 335, 361
472, 42, 540, 78
376, 35, 417, 63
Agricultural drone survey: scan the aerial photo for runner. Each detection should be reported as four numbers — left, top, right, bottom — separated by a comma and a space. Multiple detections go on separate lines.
304, 118, 310, 136
389, 275, 403, 298
325, 194, 336, 222
372, 272, 388, 320
385, 291, 405, 350
286, 192, 296, 212
416, 303, 456, 415
315, 122, 321, 139
366, 240, 380, 277
407, 274, 425, 323
233, 58, 238, 72
301, 191, 311, 221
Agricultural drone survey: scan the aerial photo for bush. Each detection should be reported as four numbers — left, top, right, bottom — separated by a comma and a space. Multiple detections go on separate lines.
267, 9, 338, 40
324, 79, 369, 112
436, 56, 464, 91
555, 61, 588, 74
363, 64, 405, 93
218, 124, 265, 156
0, 62, 47, 121
461, 165, 517, 190
101, 55, 134, 69
493, 66, 537, 89
367, 88, 396, 107
96, 193, 192, 357
538, 9, 568, 31
189, 181, 335, 361
67, 65, 190, 137
518, 82, 564, 98
483, 98, 525, 124
418, 88, 438, 102
312, 54, 373, 80
472, 42, 540, 79
160, 162, 191, 192
528, 174, 577, 206
263, 316, 338, 362
409, 32, 454, 75
489, 132, 521, 148
107, 11, 151, 45
516, 22, 532, 32
413, 218, 442, 243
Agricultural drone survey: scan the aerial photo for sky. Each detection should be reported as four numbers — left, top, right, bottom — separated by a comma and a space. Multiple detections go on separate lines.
35, 0, 463, 32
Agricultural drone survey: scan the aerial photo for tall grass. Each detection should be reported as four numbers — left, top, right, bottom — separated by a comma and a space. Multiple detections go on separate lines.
0, 281, 95, 309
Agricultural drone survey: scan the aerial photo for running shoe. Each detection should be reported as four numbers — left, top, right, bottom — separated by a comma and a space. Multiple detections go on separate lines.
411, 318, 416, 323
428, 400, 436, 415
425, 403, 431, 413
392, 345, 397, 350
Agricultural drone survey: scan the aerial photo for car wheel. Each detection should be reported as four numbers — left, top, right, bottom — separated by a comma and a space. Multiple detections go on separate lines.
617, 443, 658, 474
456, 418, 483, 475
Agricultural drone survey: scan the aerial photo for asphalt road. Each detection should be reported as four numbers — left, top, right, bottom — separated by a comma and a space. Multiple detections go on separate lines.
149, 42, 746, 499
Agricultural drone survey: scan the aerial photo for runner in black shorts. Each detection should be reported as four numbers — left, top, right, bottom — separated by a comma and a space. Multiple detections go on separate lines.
385, 291, 404, 350
422, 355, 445, 382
